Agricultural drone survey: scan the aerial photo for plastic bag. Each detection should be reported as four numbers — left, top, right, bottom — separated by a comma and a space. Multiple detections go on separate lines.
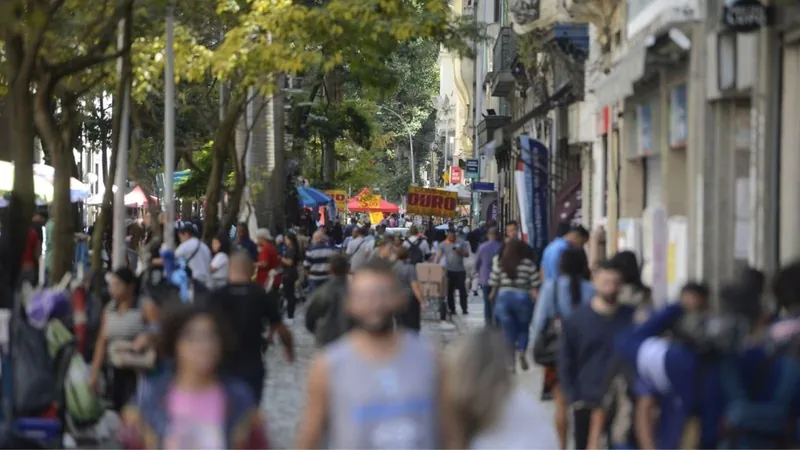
13, 315, 56, 416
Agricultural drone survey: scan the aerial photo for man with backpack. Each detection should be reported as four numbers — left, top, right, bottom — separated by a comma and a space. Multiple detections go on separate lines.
402, 225, 430, 264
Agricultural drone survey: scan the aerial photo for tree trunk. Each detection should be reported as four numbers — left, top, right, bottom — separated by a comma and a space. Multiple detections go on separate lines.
4, 71, 36, 291
321, 70, 345, 185
90, 17, 133, 273
100, 96, 109, 188
203, 93, 244, 242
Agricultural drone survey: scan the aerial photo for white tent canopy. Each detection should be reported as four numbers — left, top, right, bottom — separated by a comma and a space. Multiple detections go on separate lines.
442, 183, 471, 200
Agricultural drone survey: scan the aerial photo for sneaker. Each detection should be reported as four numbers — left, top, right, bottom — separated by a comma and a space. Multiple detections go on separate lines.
462, 309, 468, 315
518, 352, 530, 371
439, 321, 456, 331
284, 318, 294, 326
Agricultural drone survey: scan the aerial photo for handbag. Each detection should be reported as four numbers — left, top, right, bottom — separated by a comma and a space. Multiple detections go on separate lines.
108, 340, 156, 371
533, 281, 562, 367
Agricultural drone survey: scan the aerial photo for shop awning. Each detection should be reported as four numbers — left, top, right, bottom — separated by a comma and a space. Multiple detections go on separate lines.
589, 39, 647, 107
347, 188, 399, 213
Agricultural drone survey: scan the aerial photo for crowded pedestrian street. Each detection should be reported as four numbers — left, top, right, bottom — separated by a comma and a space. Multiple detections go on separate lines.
3, 0, 800, 448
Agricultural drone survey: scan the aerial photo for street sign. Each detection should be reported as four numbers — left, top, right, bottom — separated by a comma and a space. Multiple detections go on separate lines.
465, 159, 479, 179
449, 166, 463, 184
472, 182, 495, 192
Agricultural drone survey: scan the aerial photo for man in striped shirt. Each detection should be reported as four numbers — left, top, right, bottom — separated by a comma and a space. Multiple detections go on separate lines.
304, 230, 340, 293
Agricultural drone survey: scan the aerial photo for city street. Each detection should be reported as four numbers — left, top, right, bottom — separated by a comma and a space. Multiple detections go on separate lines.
261, 293, 558, 449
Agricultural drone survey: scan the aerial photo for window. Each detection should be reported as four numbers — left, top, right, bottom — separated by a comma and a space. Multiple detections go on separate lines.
494, 0, 501, 23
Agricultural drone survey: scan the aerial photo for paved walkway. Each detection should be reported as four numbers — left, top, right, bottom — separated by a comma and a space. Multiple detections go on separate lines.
261, 292, 558, 449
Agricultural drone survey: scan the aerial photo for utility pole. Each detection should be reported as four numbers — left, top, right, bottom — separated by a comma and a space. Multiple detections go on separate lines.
163, 0, 176, 249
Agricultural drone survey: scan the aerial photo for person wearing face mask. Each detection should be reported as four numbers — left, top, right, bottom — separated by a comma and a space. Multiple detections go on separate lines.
295, 260, 459, 449
558, 260, 635, 450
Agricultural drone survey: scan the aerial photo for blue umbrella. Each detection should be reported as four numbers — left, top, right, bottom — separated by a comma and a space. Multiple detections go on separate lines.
297, 186, 332, 207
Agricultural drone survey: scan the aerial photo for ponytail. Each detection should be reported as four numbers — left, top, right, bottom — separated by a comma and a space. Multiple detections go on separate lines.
569, 274, 582, 306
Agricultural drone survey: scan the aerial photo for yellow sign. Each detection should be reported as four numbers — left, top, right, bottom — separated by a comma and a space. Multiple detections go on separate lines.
369, 212, 384, 224
324, 190, 347, 209
406, 187, 458, 218
359, 194, 381, 209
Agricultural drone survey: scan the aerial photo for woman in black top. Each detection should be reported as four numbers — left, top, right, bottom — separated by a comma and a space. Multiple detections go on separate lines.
281, 234, 300, 321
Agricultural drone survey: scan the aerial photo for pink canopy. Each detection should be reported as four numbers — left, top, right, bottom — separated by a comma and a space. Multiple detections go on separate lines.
124, 186, 158, 207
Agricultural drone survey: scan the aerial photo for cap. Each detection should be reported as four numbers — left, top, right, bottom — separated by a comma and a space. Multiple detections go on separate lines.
255, 228, 272, 241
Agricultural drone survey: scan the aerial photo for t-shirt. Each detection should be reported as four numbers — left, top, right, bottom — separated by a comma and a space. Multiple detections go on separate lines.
164, 384, 225, 449
206, 283, 282, 377
439, 241, 467, 272
209, 252, 229, 289
541, 237, 569, 281
393, 261, 418, 298
255, 243, 280, 289
489, 257, 540, 291
175, 237, 213, 286
346, 236, 373, 271
282, 246, 298, 278
304, 243, 339, 282
402, 236, 431, 257
22, 227, 40, 266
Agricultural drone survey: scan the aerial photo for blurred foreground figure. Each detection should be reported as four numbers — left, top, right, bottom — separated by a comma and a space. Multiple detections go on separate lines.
295, 260, 457, 449
445, 328, 540, 448
120, 304, 268, 449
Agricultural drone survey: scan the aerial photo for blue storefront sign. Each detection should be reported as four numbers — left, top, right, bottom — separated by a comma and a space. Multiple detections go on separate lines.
472, 182, 495, 192
520, 136, 549, 256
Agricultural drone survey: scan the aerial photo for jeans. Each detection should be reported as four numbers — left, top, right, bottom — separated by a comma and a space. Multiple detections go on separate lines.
308, 278, 326, 293
493, 289, 534, 352
482, 285, 494, 325
446, 271, 467, 314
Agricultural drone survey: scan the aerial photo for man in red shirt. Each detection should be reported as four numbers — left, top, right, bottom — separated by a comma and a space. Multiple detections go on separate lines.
255, 228, 281, 291
21, 226, 41, 285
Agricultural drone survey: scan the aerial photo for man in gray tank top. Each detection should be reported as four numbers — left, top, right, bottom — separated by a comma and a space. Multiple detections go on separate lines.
295, 260, 460, 449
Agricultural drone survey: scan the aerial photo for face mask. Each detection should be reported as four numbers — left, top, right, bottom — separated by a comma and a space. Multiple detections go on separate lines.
348, 314, 394, 335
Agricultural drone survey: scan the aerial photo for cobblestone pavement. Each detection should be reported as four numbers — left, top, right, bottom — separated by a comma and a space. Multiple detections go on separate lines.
260, 292, 557, 449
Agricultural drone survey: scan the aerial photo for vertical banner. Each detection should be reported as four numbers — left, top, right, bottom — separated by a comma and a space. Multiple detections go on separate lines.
369, 212, 384, 225
669, 85, 687, 148
520, 136, 549, 257
324, 190, 347, 209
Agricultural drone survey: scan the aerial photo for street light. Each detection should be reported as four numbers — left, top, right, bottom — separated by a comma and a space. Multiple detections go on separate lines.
378, 106, 415, 185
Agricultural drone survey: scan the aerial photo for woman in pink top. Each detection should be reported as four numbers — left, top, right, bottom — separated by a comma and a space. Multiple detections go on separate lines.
120, 304, 268, 449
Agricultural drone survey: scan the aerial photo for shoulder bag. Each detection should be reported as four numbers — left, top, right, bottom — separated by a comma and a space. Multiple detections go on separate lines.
533, 281, 563, 367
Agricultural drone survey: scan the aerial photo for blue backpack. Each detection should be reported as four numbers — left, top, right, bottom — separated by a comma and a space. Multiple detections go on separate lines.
720, 356, 800, 449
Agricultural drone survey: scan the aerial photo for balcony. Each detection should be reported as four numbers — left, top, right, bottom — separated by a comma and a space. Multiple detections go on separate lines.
488, 27, 517, 98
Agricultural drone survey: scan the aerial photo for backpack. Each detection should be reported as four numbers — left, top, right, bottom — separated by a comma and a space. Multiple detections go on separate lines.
720, 356, 800, 449
406, 238, 425, 264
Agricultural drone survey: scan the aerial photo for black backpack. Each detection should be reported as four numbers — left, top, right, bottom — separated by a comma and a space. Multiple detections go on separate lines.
406, 238, 425, 264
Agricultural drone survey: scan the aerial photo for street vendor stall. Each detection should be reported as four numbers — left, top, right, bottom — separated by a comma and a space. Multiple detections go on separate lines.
346, 189, 399, 213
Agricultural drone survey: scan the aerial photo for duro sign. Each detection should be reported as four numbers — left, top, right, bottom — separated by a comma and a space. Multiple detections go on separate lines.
723, 0, 771, 33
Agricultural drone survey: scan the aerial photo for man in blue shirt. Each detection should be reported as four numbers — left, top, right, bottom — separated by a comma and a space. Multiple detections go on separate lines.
541, 224, 589, 281
616, 284, 800, 449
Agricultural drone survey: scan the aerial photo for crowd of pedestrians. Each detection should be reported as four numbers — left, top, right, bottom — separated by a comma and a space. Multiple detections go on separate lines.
16, 206, 800, 450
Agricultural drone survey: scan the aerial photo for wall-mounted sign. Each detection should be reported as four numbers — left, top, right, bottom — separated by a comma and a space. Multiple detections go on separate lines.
406, 187, 458, 218
637, 103, 653, 155
669, 85, 688, 148
465, 159, 479, 179
449, 166, 463, 184
723, 0, 771, 33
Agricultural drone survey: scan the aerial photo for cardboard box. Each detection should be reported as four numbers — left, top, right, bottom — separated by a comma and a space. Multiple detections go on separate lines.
416, 263, 445, 284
